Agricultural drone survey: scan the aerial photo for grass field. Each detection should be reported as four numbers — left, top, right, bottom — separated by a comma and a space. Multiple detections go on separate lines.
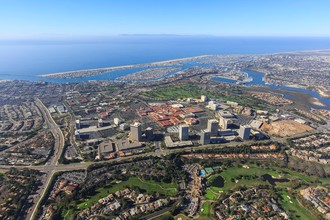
62, 209, 74, 220
278, 190, 315, 220
319, 177, 330, 187
201, 201, 211, 215
207, 166, 280, 193
141, 84, 217, 100
283, 168, 330, 187
141, 83, 271, 110
205, 188, 219, 200
77, 177, 177, 209
204, 165, 324, 219
207, 165, 330, 193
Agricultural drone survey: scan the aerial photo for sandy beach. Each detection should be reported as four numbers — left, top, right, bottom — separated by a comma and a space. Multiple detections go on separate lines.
311, 97, 327, 107
0, 80, 11, 83
40, 55, 211, 79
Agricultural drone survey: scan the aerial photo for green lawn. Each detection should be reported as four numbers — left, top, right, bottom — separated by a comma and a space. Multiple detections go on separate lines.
207, 165, 280, 192
204, 166, 284, 203
222, 165, 280, 177
62, 209, 74, 220
206, 164, 330, 194
141, 84, 218, 100
319, 177, 330, 187
279, 168, 316, 183
204, 165, 320, 219
279, 168, 330, 188
205, 188, 218, 200
140, 83, 271, 110
201, 201, 211, 215
77, 177, 177, 209
198, 201, 215, 220
278, 190, 315, 220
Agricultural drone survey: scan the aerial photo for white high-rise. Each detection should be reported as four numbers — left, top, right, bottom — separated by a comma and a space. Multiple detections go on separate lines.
130, 122, 142, 142
207, 119, 219, 135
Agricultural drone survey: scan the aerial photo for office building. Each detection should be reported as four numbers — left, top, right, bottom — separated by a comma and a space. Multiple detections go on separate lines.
75, 130, 80, 139
201, 95, 208, 102
239, 125, 251, 141
209, 103, 218, 111
145, 127, 154, 141
98, 118, 104, 127
219, 117, 231, 129
114, 118, 122, 126
207, 119, 219, 135
217, 110, 237, 129
130, 122, 142, 142
200, 130, 211, 145
120, 123, 129, 131
75, 119, 81, 129
179, 124, 189, 141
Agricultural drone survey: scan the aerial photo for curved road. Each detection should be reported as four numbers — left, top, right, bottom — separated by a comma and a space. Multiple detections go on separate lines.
26, 99, 65, 220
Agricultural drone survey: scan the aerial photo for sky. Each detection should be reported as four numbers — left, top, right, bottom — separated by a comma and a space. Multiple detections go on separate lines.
1, 0, 330, 40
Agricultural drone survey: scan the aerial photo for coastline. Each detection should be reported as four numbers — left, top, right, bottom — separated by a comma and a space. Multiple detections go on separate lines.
0, 80, 12, 83
40, 55, 212, 79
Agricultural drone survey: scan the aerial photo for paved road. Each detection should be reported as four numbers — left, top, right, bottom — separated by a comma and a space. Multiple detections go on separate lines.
25, 99, 65, 220
2, 133, 308, 173
35, 99, 65, 166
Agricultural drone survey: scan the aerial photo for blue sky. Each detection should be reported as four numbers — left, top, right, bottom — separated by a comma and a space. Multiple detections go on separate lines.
1, 0, 330, 39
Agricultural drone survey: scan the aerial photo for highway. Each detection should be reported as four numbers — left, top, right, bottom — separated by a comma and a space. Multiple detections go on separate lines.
26, 99, 65, 220
0, 137, 289, 171
35, 98, 65, 166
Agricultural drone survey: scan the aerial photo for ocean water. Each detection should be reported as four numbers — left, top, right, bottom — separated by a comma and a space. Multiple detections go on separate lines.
1, 36, 330, 81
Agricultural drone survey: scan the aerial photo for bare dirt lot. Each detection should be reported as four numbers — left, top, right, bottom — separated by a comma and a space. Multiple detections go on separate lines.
261, 120, 313, 137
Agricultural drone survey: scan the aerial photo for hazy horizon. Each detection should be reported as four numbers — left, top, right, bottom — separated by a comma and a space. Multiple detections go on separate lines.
2, 0, 330, 40
2, 35, 330, 45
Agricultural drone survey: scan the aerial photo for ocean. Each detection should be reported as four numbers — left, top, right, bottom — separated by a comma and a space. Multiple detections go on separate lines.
1, 36, 330, 82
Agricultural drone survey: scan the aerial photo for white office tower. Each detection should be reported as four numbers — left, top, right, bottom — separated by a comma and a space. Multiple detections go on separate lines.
207, 119, 219, 135
239, 125, 251, 141
219, 117, 231, 129
120, 123, 129, 131
130, 122, 142, 142
114, 118, 122, 126
201, 95, 207, 102
98, 118, 104, 127
200, 130, 211, 145
179, 124, 189, 141
209, 103, 218, 111
75, 119, 81, 129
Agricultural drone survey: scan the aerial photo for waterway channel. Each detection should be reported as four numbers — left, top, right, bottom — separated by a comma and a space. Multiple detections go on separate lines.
213, 69, 330, 109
